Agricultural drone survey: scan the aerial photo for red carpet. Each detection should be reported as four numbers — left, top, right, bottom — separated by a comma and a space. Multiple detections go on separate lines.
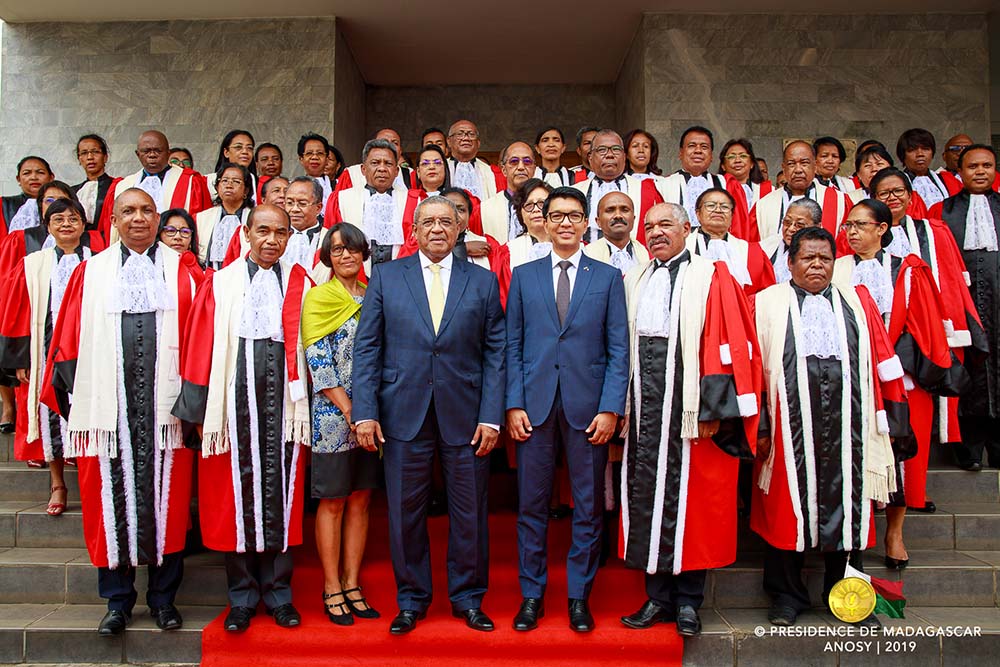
201, 507, 684, 666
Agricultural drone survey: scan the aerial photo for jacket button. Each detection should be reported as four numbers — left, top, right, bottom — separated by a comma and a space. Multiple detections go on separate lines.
554, 364, 559, 369
428, 379, 433, 385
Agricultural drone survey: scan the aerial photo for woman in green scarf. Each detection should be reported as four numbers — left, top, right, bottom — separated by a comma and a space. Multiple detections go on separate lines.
301, 222, 380, 626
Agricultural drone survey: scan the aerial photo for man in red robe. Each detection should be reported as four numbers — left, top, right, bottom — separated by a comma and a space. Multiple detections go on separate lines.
42, 188, 199, 636
619, 202, 761, 637
446, 120, 506, 200
97, 131, 210, 243
173, 205, 312, 633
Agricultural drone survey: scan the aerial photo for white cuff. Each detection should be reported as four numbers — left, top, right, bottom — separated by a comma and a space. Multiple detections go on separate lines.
479, 423, 500, 432
876, 409, 889, 435
737, 393, 758, 417
942, 319, 956, 337
877, 355, 904, 382
948, 329, 972, 348
288, 378, 306, 403
719, 343, 732, 365
963, 271, 971, 287
903, 375, 915, 391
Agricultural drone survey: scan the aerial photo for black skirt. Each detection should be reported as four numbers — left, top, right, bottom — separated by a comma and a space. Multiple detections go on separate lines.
311, 447, 381, 499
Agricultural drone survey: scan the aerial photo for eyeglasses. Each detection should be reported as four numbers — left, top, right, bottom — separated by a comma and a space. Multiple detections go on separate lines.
161, 226, 193, 237
875, 187, 908, 201
138, 147, 165, 156
285, 199, 317, 209
218, 177, 244, 186
43, 196, 65, 204
506, 157, 535, 167
228, 143, 254, 153
700, 202, 733, 213
592, 145, 624, 157
419, 159, 444, 167
449, 130, 479, 139
302, 151, 327, 158
417, 217, 457, 229
945, 145, 969, 153
724, 153, 750, 162
547, 211, 585, 224
522, 200, 545, 212
329, 245, 362, 257
840, 221, 881, 232
78, 149, 104, 158
782, 219, 811, 231
169, 157, 193, 168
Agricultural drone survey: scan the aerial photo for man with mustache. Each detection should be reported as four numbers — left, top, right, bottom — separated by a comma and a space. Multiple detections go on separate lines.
583, 191, 650, 274
481, 141, 537, 243
619, 202, 761, 638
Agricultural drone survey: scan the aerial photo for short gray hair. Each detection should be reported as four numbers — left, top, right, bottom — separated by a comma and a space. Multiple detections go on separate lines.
288, 176, 323, 204
646, 202, 688, 225
362, 138, 398, 163
786, 198, 823, 226
414, 195, 458, 224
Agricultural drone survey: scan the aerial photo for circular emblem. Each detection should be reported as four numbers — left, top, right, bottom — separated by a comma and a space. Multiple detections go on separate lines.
828, 576, 876, 623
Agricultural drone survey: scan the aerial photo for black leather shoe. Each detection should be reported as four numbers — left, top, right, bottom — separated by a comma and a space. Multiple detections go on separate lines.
512, 597, 544, 631
97, 609, 130, 636
676, 605, 701, 637
621, 599, 674, 629
149, 604, 183, 631
269, 603, 301, 628
912, 500, 936, 514
568, 598, 594, 632
224, 606, 255, 633
389, 609, 426, 635
768, 604, 798, 626
959, 460, 983, 472
453, 607, 494, 632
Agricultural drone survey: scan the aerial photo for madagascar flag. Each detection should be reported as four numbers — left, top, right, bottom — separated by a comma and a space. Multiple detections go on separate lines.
845, 562, 907, 618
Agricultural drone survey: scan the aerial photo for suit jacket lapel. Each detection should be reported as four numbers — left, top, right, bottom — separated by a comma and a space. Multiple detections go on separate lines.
437, 256, 469, 337
562, 254, 595, 331
403, 255, 434, 334
535, 257, 560, 329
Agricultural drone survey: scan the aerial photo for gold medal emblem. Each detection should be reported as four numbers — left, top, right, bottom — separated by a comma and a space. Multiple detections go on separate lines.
828, 576, 876, 623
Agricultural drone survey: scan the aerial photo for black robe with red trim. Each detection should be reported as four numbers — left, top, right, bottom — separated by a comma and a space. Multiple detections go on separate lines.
40, 245, 199, 568
0, 194, 29, 245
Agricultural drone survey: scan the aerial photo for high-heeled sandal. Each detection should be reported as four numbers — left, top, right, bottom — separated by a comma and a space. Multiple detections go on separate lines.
47, 485, 68, 517
342, 586, 380, 619
323, 591, 354, 626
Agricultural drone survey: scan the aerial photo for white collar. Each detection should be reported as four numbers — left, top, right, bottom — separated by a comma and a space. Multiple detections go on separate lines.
550, 248, 583, 269
419, 250, 454, 271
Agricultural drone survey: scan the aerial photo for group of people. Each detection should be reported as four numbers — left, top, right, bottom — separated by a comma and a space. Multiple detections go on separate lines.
0, 118, 996, 642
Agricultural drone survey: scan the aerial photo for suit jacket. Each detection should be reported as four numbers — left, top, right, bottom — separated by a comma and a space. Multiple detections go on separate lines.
352, 253, 506, 445
505, 253, 629, 430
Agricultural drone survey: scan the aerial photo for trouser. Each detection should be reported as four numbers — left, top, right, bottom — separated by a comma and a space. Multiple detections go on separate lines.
224, 550, 294, 610
383, 402, 490, 613
762, 545, 863, 612
645, 569, 707, 611
98, 551, 184, 613
517, 390, 608, 600
954, 415, 1000, 468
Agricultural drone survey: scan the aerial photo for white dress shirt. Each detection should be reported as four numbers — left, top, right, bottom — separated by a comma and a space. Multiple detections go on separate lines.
550, 248, 583, 298
418, 249, 454, 299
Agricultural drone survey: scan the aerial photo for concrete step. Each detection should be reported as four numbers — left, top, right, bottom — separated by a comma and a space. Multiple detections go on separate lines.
0, 602, 215, 664
924, 467, 1000, 504
0, 433, 11, 463
0, 548, 228, 607
0, 462, 81, 503
686, 605, 1000, 666
0, 501, 85, 549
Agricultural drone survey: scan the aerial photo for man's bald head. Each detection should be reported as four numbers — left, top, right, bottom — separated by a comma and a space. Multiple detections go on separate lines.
136, 130, 169, 173
447, 120, 480, 162
112, 188, 159, 252
245, 204, 291, 269
943, 134, 975, 172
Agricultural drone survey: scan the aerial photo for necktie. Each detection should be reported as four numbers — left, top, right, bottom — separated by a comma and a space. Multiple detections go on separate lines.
428, 263, 445, 333
556, 260, 572, 326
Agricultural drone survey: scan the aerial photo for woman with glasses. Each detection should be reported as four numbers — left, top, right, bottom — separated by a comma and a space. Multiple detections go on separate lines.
491, 179, 555, 306
833, 197, 970, 571
71, 134, 116, 228
168, 147, 194, 171
302, 222, 380, 626
686, 187, 775, 297
206, 130, 259, 205
402, 145, 459, 236
195, 163, 254, 270
624, 129, 664, 182
0, 200, 97, 512
718, 138, 772, 240
158, 208, 200, 259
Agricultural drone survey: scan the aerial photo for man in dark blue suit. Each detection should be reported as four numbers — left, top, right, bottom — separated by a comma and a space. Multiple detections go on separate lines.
505, 186, 629, 632
353, 195, 506, 635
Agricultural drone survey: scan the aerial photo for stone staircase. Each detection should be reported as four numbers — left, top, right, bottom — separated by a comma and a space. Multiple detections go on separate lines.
0, 429, 997, 665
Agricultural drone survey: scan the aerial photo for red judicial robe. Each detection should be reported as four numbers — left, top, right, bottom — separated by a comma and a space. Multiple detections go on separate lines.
752, 282, 906, 553
686, 230, 776, 297
622, 255, 761, 573
97, 167, 211, 243
725, 174, 773, 241
750, 183, 853, 244
172, 258, 311, 553
41, 244, 200, 568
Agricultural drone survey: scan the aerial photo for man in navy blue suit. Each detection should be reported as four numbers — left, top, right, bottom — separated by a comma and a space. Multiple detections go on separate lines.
353, 195, 506, 635
505, 186, 630, 632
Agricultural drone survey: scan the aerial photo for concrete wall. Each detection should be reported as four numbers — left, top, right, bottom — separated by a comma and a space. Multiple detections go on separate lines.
615, 23, 646, 137
0, 18, 338, 194
637, 13, 992, 173
364, 84, 616, 157
333, 26, 366, 166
